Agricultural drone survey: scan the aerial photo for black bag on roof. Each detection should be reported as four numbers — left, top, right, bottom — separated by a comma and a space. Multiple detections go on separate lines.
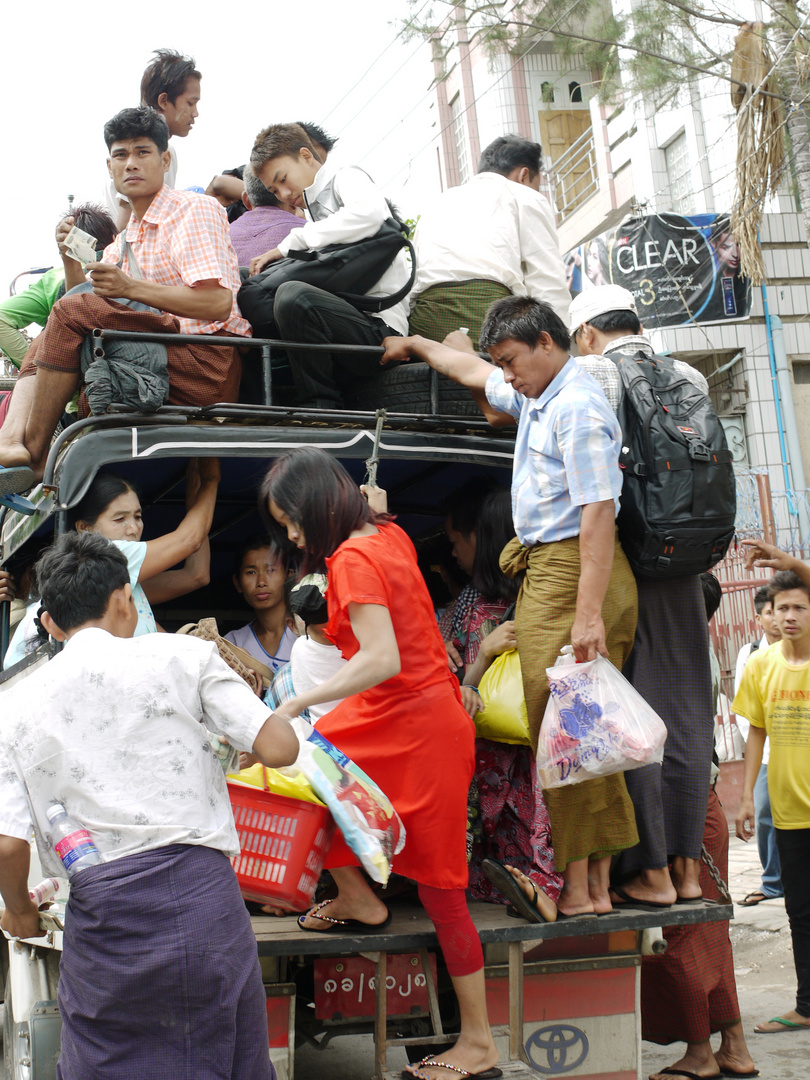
610, 350, 736, 579
237, 217, 415, 338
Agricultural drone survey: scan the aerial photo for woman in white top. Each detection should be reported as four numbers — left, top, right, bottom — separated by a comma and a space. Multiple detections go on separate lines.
5, 460, 219, 663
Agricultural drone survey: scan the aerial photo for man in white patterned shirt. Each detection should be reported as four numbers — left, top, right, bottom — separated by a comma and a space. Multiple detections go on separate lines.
382, 297, 640, 918
0, 531, 298, 1080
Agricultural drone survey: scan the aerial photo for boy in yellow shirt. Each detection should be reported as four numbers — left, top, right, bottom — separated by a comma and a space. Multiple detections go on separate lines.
734, 559, 810, 1034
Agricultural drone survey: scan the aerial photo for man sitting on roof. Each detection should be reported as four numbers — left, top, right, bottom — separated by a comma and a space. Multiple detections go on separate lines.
0, 106, 250, 483
229, 165, 304, 266
408, 135, 571, 348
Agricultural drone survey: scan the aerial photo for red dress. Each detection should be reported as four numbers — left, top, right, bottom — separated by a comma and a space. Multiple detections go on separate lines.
319, 523, 475, 888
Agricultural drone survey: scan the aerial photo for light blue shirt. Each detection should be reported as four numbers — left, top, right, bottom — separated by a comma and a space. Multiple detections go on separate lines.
113, 540, 156, 635
4, 539, 155, 668
485, 356, 622, 546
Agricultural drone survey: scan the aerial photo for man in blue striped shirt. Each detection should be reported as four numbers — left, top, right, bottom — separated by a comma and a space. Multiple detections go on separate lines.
382, 297, 640, 919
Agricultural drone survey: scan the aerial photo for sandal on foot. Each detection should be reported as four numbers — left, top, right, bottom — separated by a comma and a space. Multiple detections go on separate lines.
298, 898, 392, 934
754, 1015, 810, 1033
403, 1055, 502, 1079
482, 859, 555, 924
609, 884, 673, 910
719, 1069, 760, 1077
738, 891, 771, 907
0, 491, 37, 516
652, 1070, 721, 1080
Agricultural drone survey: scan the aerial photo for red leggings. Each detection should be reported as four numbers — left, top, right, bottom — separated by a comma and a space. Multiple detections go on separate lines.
417, 884, 484, 977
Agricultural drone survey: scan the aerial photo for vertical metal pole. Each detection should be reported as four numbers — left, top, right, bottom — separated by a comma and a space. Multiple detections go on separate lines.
374, 951, 388, 1079
429, 367, 439, 416
508, 940, 526, 1062
262, 345, 273, 407
756, 472, 776, 546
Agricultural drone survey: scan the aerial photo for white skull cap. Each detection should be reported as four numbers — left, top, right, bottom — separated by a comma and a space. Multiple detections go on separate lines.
568, 284, 638, 335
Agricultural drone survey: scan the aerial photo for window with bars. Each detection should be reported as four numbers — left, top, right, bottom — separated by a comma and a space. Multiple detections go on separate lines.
451, 93, 471, 185
665, 132, 696, 215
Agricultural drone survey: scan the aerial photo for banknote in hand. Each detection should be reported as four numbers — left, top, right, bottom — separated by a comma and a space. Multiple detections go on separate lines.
63, 225, 99, 265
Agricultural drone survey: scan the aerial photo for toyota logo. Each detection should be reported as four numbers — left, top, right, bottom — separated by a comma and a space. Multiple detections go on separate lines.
525, 1024, 589, 1074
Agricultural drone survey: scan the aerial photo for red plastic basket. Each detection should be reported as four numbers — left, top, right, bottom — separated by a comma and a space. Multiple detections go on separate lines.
228, 780, 334, 910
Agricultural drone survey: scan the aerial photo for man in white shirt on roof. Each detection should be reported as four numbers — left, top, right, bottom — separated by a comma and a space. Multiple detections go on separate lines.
408, 135, 571, 348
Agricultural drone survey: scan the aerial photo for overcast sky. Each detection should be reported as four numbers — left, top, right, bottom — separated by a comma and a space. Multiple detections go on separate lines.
2, 0, 444, 295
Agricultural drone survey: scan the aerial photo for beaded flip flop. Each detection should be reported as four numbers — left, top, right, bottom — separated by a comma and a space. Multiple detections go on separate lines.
297, 898, 392, 934
402, 1055, 503, 1079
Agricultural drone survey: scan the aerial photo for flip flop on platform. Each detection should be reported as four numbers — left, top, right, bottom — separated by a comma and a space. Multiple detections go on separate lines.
753, 1015, 810, 1033
0, 491, 37, 516
738, 891, 773, 907
297, 898, 392, 934
482, 859, 555, 924
719, 1069, 760, 1077
675, 895, 704, 904
0, 464, 34, 498
651, 1070, 721, 1080
609, 884, 673, 911
403, 1055, 503, 1079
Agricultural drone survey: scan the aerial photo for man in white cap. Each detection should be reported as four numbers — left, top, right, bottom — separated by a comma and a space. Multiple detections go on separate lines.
569, 285, 716, 913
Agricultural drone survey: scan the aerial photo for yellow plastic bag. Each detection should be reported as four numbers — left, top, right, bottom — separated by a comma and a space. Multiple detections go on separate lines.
474, 649, 530, 745
227, 764, 326, 806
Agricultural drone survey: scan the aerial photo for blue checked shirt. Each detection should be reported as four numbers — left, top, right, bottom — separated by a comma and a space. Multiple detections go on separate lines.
485, 356, 622, 546
264, 662, 312, 723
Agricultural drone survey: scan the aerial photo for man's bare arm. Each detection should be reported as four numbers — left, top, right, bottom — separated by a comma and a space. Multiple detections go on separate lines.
571, 500, 616, 662
381, 334, 494, 389
736, 725, 766, 840
0, 835, 43, 940
88, 266, 233, 323
741, 539, 810, 588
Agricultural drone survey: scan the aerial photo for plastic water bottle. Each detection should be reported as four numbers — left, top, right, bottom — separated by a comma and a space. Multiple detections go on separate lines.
46, 803, 101, 877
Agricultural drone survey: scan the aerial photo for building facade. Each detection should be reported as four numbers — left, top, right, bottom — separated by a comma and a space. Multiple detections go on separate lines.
426, 1, 810, 534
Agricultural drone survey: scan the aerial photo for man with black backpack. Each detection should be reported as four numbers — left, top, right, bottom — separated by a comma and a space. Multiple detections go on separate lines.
242, 123, 412, 409
569, 285, 735, 910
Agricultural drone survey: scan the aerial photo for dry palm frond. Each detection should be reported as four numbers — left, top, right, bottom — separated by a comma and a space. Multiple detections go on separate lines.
729, 22, 786, 285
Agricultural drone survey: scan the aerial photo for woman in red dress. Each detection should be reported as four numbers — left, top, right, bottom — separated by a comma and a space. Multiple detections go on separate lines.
262, 447, 500, 1080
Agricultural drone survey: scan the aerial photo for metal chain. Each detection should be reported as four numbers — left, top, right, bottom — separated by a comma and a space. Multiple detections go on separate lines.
700, 843, 733, 904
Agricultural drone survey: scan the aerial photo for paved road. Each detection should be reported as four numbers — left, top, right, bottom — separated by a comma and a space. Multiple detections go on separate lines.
1, 836, 804, 1079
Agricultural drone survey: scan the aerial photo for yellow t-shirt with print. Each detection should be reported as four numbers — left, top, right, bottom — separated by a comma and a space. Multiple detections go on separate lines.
732, 644, 810, 829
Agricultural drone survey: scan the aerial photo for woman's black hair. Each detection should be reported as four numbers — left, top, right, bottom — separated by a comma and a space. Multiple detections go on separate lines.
442, 475, 500, 538
67, 474, 138, 530
260, 447, 391, 575
700, 571, 723, 621
471, 487, 520, 603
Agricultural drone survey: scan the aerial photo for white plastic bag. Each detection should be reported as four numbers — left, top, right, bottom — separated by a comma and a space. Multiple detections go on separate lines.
295, 727, 406, 884
536, 647, 667, 789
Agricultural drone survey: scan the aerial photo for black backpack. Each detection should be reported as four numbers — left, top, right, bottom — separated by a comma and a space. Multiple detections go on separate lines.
237, 220, 415, 338
609, 350, 736, 579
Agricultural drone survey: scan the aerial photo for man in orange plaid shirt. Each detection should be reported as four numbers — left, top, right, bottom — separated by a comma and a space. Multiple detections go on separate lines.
0, 107, 250, 481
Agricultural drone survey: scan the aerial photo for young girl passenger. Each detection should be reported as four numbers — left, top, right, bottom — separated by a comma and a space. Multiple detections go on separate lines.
225, 536, 296, 673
